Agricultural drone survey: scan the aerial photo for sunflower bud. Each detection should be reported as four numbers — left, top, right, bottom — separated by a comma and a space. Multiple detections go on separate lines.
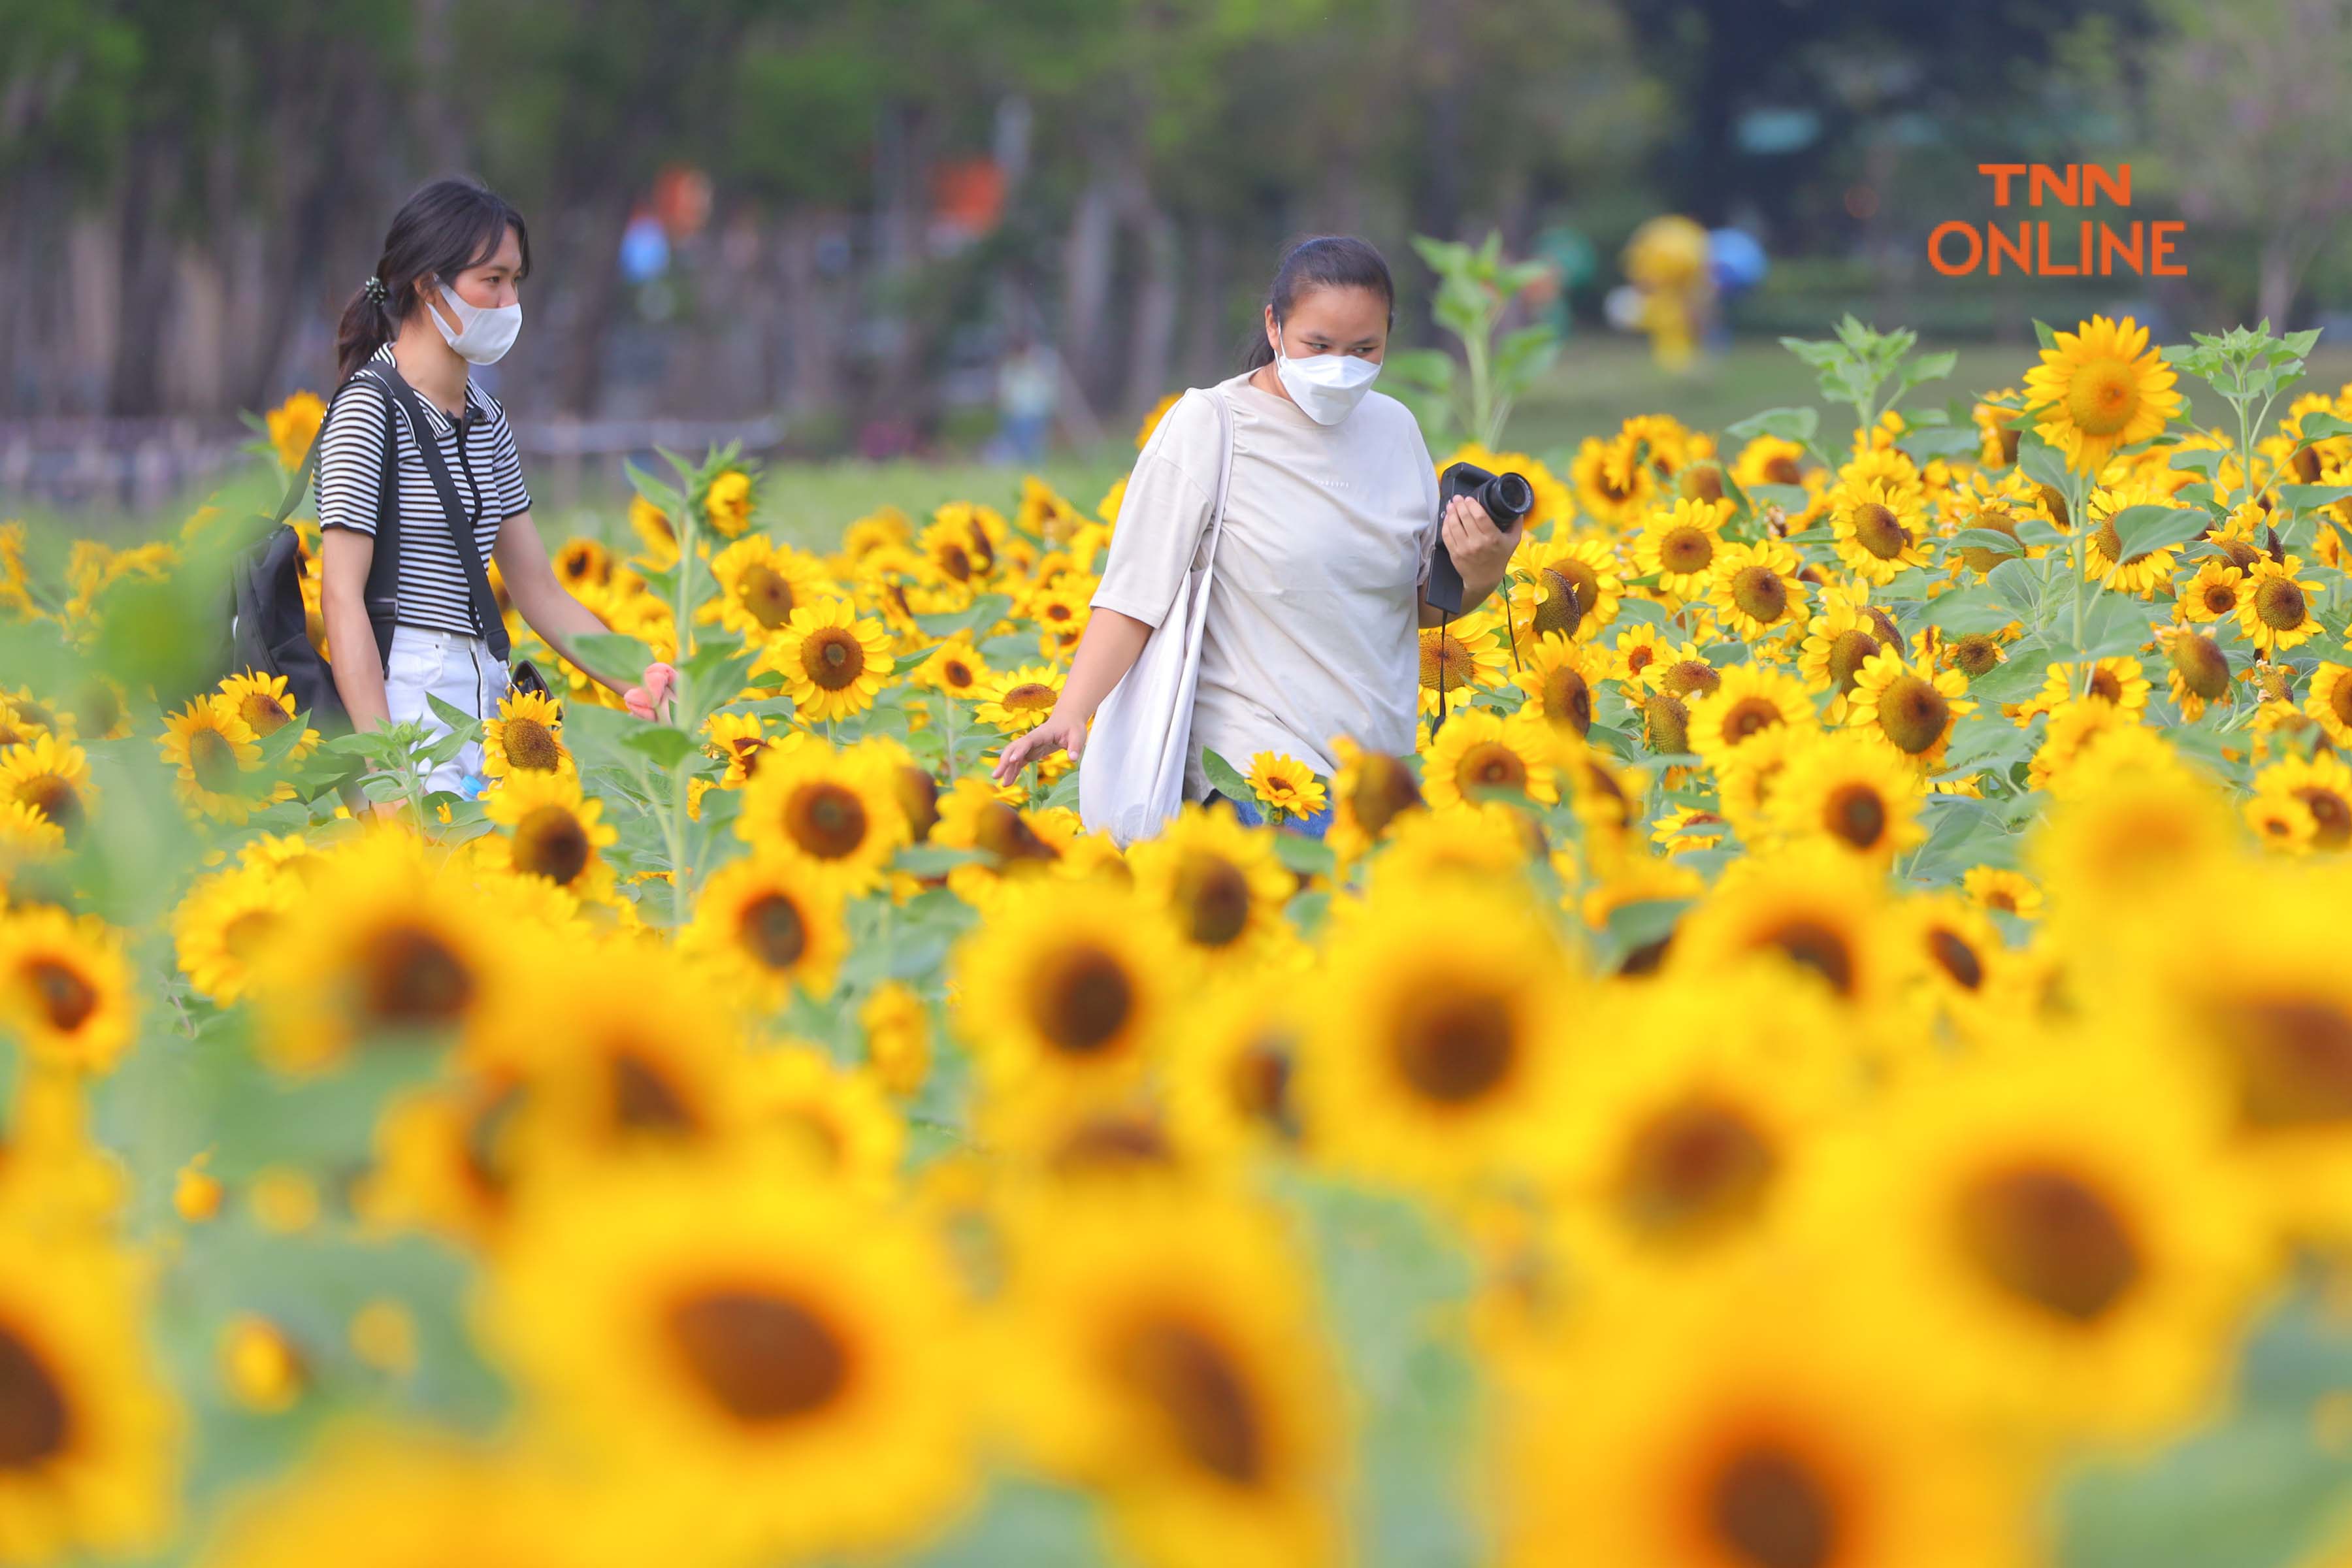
1677, 460, 1726, 504
1644, 693, 1691, 755
2168, 632, 2231, 702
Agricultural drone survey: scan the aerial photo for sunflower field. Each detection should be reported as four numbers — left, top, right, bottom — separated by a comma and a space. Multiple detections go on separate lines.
5, 313, 2352, 1567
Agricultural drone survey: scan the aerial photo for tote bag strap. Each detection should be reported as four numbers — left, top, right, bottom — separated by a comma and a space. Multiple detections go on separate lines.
1196, 386, 1235, 577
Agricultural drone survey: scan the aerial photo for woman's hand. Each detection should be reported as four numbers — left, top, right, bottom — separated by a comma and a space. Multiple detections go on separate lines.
624, 662, 678, 722
1441, 493, 1524, 595
991, 710, 1088, 785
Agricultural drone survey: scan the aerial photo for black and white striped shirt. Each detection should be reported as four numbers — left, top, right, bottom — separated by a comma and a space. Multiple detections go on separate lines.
314, 344, 531, 639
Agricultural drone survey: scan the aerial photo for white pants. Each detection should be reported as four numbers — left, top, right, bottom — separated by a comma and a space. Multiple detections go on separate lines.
383, 626, 508, 796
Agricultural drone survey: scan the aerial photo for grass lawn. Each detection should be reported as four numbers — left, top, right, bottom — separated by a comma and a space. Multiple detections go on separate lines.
17, 335, 2352, 561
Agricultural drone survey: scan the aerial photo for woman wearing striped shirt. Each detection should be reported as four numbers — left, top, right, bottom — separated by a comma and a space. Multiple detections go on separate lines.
318, 178, 635, 794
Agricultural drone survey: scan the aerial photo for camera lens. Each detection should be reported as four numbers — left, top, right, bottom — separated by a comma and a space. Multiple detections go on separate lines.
1487, 472, 1535, 525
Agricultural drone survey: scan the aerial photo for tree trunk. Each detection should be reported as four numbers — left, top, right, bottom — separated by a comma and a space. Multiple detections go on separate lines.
108, 133, 180, 417
1060, 165, 1121, 406
552, 184, 636, 416
1123, 200, 1179, 417
2257, 228, 2304, 329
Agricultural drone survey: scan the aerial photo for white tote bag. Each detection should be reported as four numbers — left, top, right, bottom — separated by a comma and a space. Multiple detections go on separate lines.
1078, 386, 1235, 847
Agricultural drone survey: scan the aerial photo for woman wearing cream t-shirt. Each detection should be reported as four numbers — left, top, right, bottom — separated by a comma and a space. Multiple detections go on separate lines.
992, 235, 1523, 835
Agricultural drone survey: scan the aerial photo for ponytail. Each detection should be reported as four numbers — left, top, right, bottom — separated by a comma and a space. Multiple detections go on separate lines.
336, 176, 532, 382
1238, 234, 1396, 371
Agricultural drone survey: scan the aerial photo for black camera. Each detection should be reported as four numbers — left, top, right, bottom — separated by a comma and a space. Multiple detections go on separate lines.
1425, 462, 1535, 615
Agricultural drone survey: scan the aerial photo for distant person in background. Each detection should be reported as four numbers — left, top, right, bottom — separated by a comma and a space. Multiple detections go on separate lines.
995, 330, 1060, 465
318, 178, 656, 796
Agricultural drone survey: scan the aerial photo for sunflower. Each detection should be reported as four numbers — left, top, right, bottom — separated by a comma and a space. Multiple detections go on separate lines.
1905, 893, 2034, 1041
706, 534, 831, 640
679, 851, 847, 1010
1511, 637, 1604, 738
1571, 433, 1657, 527
1126, 806, 1296, 962
482, 1150, 975, 1565
0, 738, 93, 838
2023, 314, 2181, 474
703, 710, 785, 788
0, 801, 65, 879
2304, 662, 2352, 747
2250, 753, 2352, 851
859, 981, 932, 1098
171, 861, 295, 1006
480, 770, 617, 900
913, 638, 992, 701
762, 598, 896, 723
1963, 866, 2042, 920
1322, 737, 1425, 864
1164, 973, 1310, 1157
1494, 1268, 2042, 1568
736, 1044, 904, 1194
481, 689, 571, 780
627, 493, 678, 568
1299, 875, 1575, 1187
0, 1228, 176, 1564
1794, 596, 1889, 722
992, 1190, 1346, 1568
1421, 709, 1560, 812
1705, 539, 1808, 642
1766, 730, 1926, 864
1629, 498, 1730, 600
735, 741, 910, 895
917, 510, 998, 585
217, 671, 319, 759
972, 664, 1064, 734
1846, 650, 1973, 769
246, 832, 505, 1072
1827, 477, 1930, 585
2030, 760, 2240, 924
1669, 843, 1906, 1012
2014, 654, 2153, 721
553, 534, 611, 591
1684, 662, 1816, 774
1511, 536, 1624, 644
2238, 555, 2323, 655
157, 695, 291, 823
700, 467, 756, 539
1245, 753, 1326, 823
1025, 581, 1093, 658
1795, 1036, 2270, 1444
0, 908, 135, 1075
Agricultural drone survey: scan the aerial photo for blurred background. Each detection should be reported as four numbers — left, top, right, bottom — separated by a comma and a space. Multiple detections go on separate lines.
5, 0, 2350, 522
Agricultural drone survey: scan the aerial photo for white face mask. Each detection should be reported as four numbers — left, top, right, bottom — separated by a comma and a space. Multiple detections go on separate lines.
429, 281, 522, 365
1273, 333, 1381, 425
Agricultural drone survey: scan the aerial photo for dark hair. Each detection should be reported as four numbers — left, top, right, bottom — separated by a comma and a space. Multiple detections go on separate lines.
1239, 235, 1395, 370
336, 177, 532, 381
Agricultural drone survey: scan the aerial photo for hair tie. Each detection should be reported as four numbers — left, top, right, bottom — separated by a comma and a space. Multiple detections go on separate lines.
363, 275, 388, 305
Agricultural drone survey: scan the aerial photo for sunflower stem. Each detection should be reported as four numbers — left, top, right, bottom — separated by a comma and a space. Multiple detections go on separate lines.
2068, 470, 2091, 700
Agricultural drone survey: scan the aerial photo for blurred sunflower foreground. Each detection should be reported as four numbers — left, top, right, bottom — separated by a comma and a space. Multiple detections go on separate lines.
8, 318, 2352, 1567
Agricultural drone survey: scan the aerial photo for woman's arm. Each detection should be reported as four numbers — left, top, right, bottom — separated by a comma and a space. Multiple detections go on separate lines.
1416, 493, 1526, 627
493, 510, 633, 697
990, 609, 1153, 783
319, 529, 392, 730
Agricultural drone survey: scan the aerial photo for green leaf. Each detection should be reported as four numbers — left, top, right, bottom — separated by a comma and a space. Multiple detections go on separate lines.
913, 593, 1013, 640
1987, 557, 2046, 619
2033, 319, 2057, 351
1925, 587, 2021, 635
1723, 406, 1820, 444
1895, 426, 1983, 462
2016, 431, 2074, 493
1199, 746, 1253, 804
2295, 412, 2352, 443
1947, 529, 2025, 564
570, 630, 654, 686
619, 725, 694, 770
1967, 638, 2053, 704
1741, 483, 1812, 516
2170, 447, 2227, 477
2110, 504, 2209, 559
425, 694, 480, 736
2278, 485, 2352, 513
1274, 834, 1336, 879
891, 845, 988, 875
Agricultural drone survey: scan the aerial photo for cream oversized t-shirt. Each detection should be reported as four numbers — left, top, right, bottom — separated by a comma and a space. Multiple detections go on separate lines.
1090, 368, 1442, 800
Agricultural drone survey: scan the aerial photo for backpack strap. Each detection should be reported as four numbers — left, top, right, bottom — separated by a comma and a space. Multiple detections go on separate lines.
357, 361, 512, 662
282, 372, 404, 668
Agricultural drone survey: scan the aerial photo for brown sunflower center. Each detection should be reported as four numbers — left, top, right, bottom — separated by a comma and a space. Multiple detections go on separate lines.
502, 715, 563, 773
1717, 697, 1784, 745
800, 629, 866, 691
1824, 630, 1880, 694
1872, 674, 1950, 755
1422, 632, 1477, 693
1710, 1445, 1837, 1568
1455, 742, 1528, 799
894, 766, 940, 840
1927, 927, 1985, 990
736, 563, 797, 629
1050, 1115, 1176, 1175
1850, 501, 1911, 560
1537, 563, 1597, 638
189, 728, 243, 795
738, 892, 808, 971
363, 925, 474, 1032
1822, 784, 1887, 851
1228, 1038, 1297, 1135
1347, 756, 1422, 839
941, 659, 975, 691
1659, 527, 1715, 578
0, 1324, 69, 1469
1955, 1165, 2141, 1323
1618, 1098, 1777, 1241
1645, 692, 1692, 755
1174, 853, 1252, 947
2087, 668, 2123, 704
512, 805, 591, 886
25, 959, 96, 1034
2295, 786, 2351, 848
1952, 634, 2002, 678
2171, 634, 2231, 701
2201, 581, 2239, 615
2213, 995, 2352, 1128
221, 909, 281, 964
2065, 359, 2140, 436
938, 544, 972, 581
785, 783, 870, 860
667, 1289, 850, 1424
1030, 946, 1135, 1056
1731, 566, 1789, 625
612, 1051, 698, 1133
237, 693, 290, 736
1661, 659, 1721, 698
1762, 455, 1804, 485
1000, 681, 1057, 714
2255, 576, 2308, 632
1543, 668, 1593, 735
1757, 919, 1855, 998
1111, 1318, 1262, 1485
976, 802, 1058, 866
1392, 987, 1515, 1104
